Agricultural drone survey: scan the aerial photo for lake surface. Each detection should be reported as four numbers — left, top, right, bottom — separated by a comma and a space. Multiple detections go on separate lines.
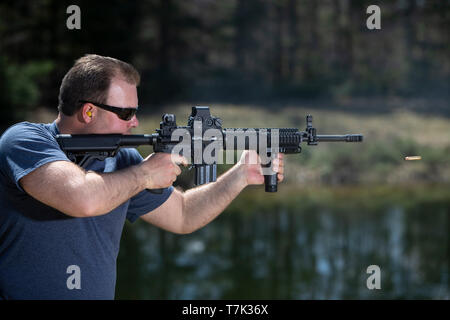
116, 185, 449, 299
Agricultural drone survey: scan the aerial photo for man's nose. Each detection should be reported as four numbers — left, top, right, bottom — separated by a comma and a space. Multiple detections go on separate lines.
129, 114, 139, 128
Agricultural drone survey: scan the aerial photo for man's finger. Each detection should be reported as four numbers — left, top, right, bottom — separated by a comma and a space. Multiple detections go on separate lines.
272, 158, 284, 169
170, 154, 189, 166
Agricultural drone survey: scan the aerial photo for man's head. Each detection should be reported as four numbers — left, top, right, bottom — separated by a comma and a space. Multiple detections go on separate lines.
58, 54, 140, 134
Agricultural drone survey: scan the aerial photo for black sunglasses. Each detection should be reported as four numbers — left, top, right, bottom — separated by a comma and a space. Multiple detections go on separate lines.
79, 100, 138, 121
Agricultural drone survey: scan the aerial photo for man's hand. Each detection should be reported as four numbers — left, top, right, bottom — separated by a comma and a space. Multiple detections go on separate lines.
139, 153, 188, 189
238, 150, 284, 186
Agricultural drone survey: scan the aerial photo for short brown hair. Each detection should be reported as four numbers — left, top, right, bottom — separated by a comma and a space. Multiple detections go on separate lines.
58, 54, 140, 116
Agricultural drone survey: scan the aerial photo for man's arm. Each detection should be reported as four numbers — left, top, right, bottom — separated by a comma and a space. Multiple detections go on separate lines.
140, 151, 284, 234
20, 153, 186, 218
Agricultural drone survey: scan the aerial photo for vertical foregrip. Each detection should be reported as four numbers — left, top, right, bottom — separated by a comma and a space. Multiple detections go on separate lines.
262, 160, 278, 192
223, 128, 301, 192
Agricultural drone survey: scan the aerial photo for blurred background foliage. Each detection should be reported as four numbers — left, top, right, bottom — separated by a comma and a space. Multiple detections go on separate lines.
1, 0, 448, 122
1, 0, 447, 184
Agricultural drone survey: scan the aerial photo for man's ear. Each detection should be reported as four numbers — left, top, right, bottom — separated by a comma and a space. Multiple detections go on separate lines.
80, 102, 95, 123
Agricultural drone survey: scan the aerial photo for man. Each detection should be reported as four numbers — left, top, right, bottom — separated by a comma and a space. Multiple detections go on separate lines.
0, 54, 284, 299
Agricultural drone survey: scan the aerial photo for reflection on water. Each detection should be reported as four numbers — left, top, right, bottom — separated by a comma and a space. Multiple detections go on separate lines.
116, 186, 449, 299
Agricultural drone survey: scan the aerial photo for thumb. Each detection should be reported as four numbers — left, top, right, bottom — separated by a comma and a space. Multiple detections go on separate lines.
170, 153, 189, 167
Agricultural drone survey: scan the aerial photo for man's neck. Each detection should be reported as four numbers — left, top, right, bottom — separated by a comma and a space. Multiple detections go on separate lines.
55, 113, 82, 134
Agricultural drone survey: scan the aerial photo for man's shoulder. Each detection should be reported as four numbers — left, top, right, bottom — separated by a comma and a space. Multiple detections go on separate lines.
1, 121, 52, 141
0, 121, 67, 188
0, 121, 58, 154
3, 121, 47, 131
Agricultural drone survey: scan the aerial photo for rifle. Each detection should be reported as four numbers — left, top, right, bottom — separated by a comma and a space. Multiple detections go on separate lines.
56, 106, 363, 193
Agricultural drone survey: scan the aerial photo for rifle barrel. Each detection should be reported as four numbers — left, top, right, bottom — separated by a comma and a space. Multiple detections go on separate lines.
316, 134, 363, 142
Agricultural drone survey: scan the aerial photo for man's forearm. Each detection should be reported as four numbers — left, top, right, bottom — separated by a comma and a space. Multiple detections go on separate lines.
180, 164, 248, 233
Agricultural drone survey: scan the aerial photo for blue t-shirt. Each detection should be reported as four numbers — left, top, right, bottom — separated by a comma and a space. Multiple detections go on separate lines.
0, 121, 173, 299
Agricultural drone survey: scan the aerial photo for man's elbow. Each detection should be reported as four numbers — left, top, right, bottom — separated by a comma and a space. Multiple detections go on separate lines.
176, 225, 197, 235
58, 186, 103, 218
177, 212, 201, 235
58, 201, 97, 218
75, 202, 98, 218
56, 184, 94, 218
177, 196, 196, 234
73, 193, 112, 218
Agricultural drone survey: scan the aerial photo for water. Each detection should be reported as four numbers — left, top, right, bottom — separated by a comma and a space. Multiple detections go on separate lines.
116, 186, 449, 299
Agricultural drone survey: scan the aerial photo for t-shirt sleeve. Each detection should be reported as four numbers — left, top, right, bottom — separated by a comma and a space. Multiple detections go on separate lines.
117, 148, 174, 223
0, 122, 70, 192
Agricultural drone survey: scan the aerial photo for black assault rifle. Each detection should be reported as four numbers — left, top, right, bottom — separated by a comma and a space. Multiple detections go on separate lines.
56, 106, 363, 193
